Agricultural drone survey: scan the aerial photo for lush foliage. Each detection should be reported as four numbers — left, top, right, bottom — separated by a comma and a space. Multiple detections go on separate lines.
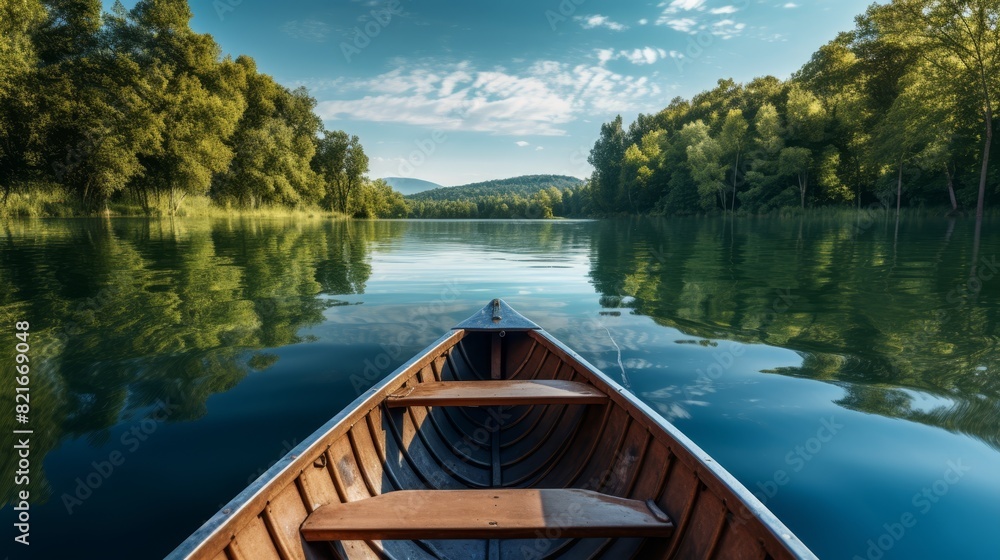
0, 0, 397, 218
587, 217, 1000, 449
587, 1, 1000, 216
0, 218, 394, 505
408, 175, 583, 201
405, 175, 589, 218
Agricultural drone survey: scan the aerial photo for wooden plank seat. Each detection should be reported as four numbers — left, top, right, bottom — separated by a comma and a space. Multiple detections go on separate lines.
300, 489, 675, 541
386, 380, 609, 408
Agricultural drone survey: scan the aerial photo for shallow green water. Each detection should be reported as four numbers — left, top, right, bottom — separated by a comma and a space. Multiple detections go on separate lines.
1, 217, 998, 559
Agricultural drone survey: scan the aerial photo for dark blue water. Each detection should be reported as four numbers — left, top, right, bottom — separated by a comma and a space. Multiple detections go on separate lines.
1, 217, 998, 559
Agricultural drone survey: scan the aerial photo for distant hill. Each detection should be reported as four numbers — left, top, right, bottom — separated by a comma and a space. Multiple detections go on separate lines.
406, 175, 584, 202
381, 177, 444, 196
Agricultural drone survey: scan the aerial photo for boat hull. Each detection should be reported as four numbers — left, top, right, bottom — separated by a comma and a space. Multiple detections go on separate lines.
168, 308, 816, 560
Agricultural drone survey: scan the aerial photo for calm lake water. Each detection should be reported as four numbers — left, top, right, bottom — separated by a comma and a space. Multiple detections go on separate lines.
1, 216, 999, 559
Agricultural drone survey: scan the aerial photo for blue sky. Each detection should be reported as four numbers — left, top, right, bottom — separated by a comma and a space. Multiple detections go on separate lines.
109, 0, 875, 186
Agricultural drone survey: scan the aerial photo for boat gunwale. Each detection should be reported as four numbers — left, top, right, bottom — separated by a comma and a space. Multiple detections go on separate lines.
526, 328, 819, 560
166, 299, 819, 560
164, 328, 466, 560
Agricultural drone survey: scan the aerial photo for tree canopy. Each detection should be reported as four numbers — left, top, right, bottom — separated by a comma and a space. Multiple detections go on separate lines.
0, 0, 399, 218
586, 1, 1000, 216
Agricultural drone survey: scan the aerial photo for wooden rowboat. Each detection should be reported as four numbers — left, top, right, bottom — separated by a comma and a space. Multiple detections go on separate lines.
168, 299, 818, 560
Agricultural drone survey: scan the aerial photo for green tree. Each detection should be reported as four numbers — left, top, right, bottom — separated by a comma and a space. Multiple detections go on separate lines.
0, 0, 45, 201
681, 120, 727, 210
344, 134, 369, 214
779, 147, 813, 208
312, 131, 369, 215
742, 103, 786, 211
783, 85, 829, 207
213, 58, 322, 208
870, 67, 944, 212
354, 178, 408, 218
877, 0, 1000, 218
719, 109, 749, 212
313, 130, 348, 212
0, 0, 44, 93
588, 115, 626, 213
131, 0, 245, 213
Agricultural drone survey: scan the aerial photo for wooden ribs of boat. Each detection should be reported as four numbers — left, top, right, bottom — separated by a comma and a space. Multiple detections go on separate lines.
167, 299, 818, 560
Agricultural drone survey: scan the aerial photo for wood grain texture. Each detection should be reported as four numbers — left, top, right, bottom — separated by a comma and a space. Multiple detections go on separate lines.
386, 380, 608, 408
169, 318, 818, 560
301, 489, 674, 541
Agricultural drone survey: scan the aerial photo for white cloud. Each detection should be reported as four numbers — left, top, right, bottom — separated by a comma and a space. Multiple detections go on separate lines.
664, 0, 707, 11
621, 47, 670, 65
316, 60, 662, 136
516, 141, 530, 147
290, 78, 345, 93
576, 14, 628, 31
662, 17, 697, 32
594, 47, 673, 66
596, 48, 616, 64
711, 19, 747, 39
280, 19, 331, 43
439, 70, 473, 96
784, 3, 799, 7
535, 146, 544, 151
638, 18, 649, 25
655, 0, 747, 38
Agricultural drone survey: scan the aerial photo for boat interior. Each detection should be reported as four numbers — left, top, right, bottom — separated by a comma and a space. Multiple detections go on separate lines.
171, 302, 813, 560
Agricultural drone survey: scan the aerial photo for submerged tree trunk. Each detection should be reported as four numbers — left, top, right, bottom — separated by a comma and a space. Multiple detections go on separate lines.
945, 163, 958, 212
971, 214, 983, 302
799, 173, 808, 209
896, 158, 903, 214
976, 103, 992, 219
731, 151, 740, 214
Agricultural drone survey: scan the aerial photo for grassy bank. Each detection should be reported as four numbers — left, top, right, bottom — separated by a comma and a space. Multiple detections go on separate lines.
1, 185, 348, 219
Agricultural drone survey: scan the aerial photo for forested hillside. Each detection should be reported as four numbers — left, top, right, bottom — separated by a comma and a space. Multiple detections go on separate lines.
382, 177, 444, 196
408, 175, 583, 201
588, 1, 999, 217
4, 0, 995, 220
0, 0, 404, 218
405, 175, 588, 219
